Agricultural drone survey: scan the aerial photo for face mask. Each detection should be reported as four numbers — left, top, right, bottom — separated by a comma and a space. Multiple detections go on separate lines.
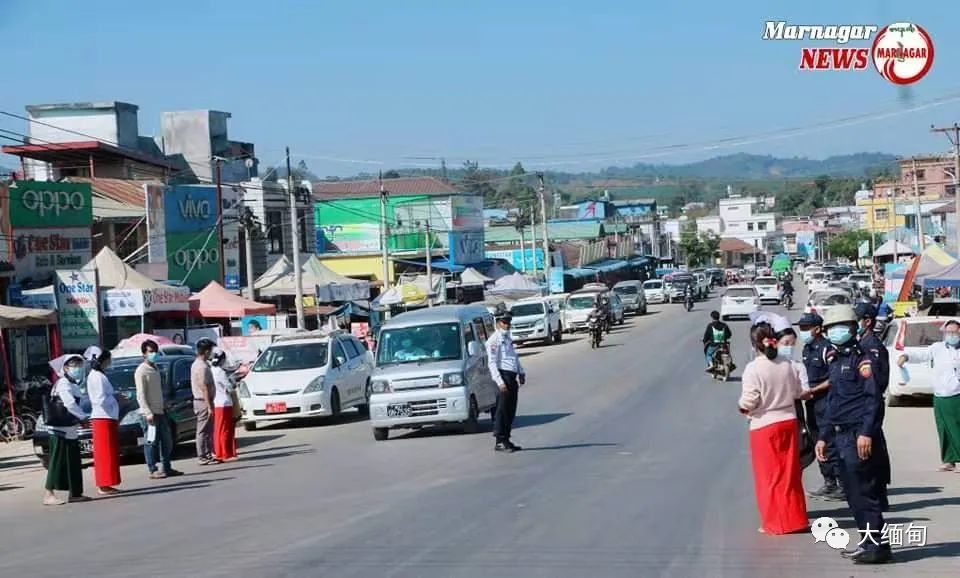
66, 366, 84, 381
827, 326, 853, 345
798, 330, 814, 344
778, 346, 794, 359
946, 334, 960, 347
857, 325, 866, 335
147, 352, 159, 363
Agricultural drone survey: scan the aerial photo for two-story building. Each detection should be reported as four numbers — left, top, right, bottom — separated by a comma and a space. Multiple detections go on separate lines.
717, 195, 780, 256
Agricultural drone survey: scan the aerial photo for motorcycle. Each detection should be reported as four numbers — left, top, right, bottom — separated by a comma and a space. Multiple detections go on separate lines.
684, 294, 694, 312
588, 312, 604, 348
709, 343, 735, 381
782, 291, 794, 310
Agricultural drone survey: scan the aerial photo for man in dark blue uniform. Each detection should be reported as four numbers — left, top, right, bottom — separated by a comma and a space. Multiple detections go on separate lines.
817, 305, 892, 564
797, 312, 844, 500
855, 302, 892, 511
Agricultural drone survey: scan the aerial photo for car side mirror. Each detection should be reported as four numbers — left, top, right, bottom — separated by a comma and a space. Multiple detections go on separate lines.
334, 355, 347, 367
467, 341, 480, 357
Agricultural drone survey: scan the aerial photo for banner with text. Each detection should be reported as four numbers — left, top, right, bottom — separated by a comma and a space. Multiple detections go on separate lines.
9, 181, 92, 228
55, 268, 100, 352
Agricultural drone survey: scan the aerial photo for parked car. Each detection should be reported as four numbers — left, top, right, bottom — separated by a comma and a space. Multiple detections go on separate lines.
846, 273, 873, 290
509, 297, 563, 345
642, 279, 666, 304
368, 305, 499, 440
752, 275, 780, 303
803, 265, 823, 284
720, 285, 760, 320
32, 354, 200, 468
564, 291, 603, 332
693, 273, 710, 299
807, 272, 830, 292
806, 289, 852, 319
885, 317, 960, 405
238, 330, 374, 430
608, 292, 626, 325
612, 280, 648, 315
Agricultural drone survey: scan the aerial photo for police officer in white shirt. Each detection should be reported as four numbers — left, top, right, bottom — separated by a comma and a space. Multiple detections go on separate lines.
486, 312, 526, 452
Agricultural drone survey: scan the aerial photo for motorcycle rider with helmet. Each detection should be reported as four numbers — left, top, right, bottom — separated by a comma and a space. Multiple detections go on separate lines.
781, 276, 795, 307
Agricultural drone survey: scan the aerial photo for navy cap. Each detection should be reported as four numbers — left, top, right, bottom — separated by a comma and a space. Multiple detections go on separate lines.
797, 312, 823, 327
495, 312, 513, 323
854, 302, 878, 320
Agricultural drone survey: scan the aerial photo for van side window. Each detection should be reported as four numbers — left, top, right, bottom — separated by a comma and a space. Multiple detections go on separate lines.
473, 317, 488, 341
343, 338, 362, 359
483, 316, 495, 336
462, 321, 475, 346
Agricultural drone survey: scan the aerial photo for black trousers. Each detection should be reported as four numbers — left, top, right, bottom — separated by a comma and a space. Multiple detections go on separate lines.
806, 397, 840, 482
494, 370, 520, 443
834, 426, 889, 552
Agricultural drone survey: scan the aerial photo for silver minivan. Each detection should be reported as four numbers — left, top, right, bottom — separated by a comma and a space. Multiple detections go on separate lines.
368, 305, 499, 441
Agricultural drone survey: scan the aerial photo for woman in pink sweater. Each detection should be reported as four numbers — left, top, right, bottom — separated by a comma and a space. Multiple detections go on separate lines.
739, 322, 809, 535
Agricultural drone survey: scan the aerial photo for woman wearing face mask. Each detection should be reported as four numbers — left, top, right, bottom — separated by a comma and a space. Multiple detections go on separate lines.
738, 321, 809, 534
43, 354, 91, 506
210, 347, 238, 462
897, 319, 960, 472
84, 346, 122, 495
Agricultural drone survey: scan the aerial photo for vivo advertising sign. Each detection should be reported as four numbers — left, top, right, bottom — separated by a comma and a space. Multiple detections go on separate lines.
164, 185, 218, 234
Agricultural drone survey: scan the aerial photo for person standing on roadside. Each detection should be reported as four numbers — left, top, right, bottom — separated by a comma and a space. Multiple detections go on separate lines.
210, 347, 238, 462
854, 302, 891, 510
192, 339, 219, 465
135, 340, 183, 479
43, 354, 91, 506
83, 347, 121, 495
485, 312, 525, 453
896, 319, 960, 472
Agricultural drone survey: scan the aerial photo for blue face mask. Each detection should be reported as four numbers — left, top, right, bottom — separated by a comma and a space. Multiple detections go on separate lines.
66, 366, 84, 381
827, 326, 853, 345
147, 352, 159, 363
946, 334, 960, 347
778, 346, 794, 359
798, 330, 814, 344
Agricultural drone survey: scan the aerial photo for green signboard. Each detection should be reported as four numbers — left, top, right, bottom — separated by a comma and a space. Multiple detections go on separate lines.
166, 231, 221, 291
9, 181, 93, 228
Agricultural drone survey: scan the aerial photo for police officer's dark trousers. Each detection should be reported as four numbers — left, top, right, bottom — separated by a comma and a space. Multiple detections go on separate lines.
807, 395, 840, 482
494, 370, 520, 443
834, 425, 889, 553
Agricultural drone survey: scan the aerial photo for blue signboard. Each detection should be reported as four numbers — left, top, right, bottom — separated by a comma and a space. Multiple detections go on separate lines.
225, 272, 240, 291
164, 185, 218, 234
576, 201, 606, 220
485, 248, 544, 271
448, 231, 484, 266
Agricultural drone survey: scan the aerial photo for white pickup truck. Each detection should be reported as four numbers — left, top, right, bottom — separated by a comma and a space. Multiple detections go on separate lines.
509, 297, 563, 345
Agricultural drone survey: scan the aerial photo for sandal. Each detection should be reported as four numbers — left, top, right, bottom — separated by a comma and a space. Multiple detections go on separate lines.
43, 496, 66, 506
97, 487, 121, 496
937, 463, 955, 472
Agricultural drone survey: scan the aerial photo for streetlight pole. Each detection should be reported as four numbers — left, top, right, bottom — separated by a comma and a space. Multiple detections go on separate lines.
379, 171, 390, 289
537, 173, 551, 291
912, 157, 924, 250
424, 221, 433, 307
286, 147, 305, 330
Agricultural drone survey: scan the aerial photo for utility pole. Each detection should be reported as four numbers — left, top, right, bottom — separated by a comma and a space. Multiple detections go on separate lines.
931, 123, 960, 254
517, 216, 526, 272
530, 203, 539, 275
286, 147, 305, 330
424, 221, 433, 307
537, 173, 551, 290
241, 206, 257, 300
379, 171, 391, 290
215, 158, 225, 284
912, 157, 924, 250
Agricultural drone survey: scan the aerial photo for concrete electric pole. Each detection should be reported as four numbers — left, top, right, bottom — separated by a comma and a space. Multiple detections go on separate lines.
286, 147, 305, 330
931, 124, 960, 254
537, 172, 551, 291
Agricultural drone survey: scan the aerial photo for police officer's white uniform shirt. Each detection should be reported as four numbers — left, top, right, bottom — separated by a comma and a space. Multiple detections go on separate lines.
486, 329, 524, 386
904, 341, 960, 397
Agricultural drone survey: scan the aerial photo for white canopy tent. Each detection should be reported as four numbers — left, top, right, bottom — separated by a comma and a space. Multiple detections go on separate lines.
254, 255, 293, 291
460, 267, 492, 285
873, 240, 916, 258
257, 255, 370, 302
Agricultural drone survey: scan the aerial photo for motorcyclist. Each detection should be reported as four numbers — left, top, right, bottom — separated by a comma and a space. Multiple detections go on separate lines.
599, 294, 612, 327
781, 277, 795, 305
683, 283, 695, 308
703, 310, 732, 371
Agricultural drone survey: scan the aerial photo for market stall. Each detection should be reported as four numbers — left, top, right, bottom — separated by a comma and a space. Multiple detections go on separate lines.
0, 304, 58, 423
190, 281, 277, 319
257, 255, 370, 302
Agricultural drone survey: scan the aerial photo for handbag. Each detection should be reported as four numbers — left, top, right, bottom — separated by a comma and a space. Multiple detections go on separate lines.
42, 392, 80, 427
795, 400, 816, 470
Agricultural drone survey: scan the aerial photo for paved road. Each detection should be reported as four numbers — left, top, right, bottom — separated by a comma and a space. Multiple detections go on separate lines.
1, 287, 957, 577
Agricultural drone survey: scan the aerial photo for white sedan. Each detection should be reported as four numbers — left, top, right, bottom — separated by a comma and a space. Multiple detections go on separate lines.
642, 279, 666, 304
806, 290, 852, 319
753, 276, 780, 303
720, 285, 760, 320
886, 317, 960, 405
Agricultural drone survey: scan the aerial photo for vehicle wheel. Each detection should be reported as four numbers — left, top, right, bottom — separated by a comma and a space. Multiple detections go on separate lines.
555, 327, 563, 342
463, 395, 480, 434
330, 389, 342, 418
887, 395, 904, 407
373, 427, 389, 441
243, 421, 257, 432
720, 362, 731, 382
544, 330, 555, 345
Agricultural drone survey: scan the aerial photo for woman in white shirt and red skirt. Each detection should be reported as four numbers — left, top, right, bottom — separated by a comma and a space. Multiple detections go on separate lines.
84, 346, 122, 495
211, 348, 238, 461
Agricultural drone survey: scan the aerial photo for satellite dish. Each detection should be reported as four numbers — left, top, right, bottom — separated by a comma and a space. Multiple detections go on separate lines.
244, 158, 254, 169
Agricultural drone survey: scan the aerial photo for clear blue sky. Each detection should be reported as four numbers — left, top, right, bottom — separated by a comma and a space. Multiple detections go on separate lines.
2, 0, 959, 177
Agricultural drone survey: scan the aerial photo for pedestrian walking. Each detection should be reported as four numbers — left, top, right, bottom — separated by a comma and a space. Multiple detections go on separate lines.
43, 354, 91, 506
192, 338, 219, 465
738, 321, 809, 535
797, 312, 844, 501
486, 312, 525, 453
210, 347, 238, 462
817, 305, 891, 564
897, 319, 960, 472
83, 347, 121, 495
135, 340, 183, 479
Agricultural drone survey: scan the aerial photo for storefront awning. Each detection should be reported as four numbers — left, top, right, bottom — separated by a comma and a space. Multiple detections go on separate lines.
583, 259, 629, 273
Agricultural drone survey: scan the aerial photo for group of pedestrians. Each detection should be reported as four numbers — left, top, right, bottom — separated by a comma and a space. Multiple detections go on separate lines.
42, 338, 239, 505
738, 303, 894, 565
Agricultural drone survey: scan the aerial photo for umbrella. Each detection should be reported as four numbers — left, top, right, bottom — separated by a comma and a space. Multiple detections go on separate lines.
116, 333, 175, 350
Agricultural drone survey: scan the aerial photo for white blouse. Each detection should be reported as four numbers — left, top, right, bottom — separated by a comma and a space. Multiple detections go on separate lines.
212, 366, 234, 407
86, 369, 119, 420
50, 377, 89, 439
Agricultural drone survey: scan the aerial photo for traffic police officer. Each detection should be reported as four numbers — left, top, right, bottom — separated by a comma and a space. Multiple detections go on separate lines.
797, 312, 843, 500
855, 302, 892, 511
486, 312, 525, 453
818, 305, 892, 564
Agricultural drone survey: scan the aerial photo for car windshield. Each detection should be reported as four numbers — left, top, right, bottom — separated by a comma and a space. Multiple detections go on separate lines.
106, 362, 169, 394
754, 277, 777, 286
726, 288, 755, 298
568, 296, 597, 309
812, 293, 850, 306
377, 323, 462, 365
614, 285, 638, 295
850, 274, 871, 281
253, 342, 328, 372
903, 322, 951, 347
643, 281, 662, 289
511, 303, 544, 316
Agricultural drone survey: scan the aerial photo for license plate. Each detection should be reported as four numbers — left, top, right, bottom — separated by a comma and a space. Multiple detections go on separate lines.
79, 439, 93, 453
387, 403, 412, 418
265, 402, 287, 414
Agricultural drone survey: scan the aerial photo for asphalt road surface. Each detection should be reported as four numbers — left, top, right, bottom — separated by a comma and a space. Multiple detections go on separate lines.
0, 287, 953, 577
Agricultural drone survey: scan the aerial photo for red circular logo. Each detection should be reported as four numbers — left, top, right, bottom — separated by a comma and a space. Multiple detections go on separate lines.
872, 23, 934, 85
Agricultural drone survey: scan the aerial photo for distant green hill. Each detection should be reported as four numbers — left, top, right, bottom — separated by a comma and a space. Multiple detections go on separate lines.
597, 152, 897, 180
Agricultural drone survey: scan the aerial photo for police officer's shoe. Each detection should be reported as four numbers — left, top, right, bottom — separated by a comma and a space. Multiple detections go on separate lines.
806, 482, 837, 499
505, 441, 522, 452
840, 547, 867, 559
823, 485, 847, 502
494, 442, 515, 453
852, 549, 892, 565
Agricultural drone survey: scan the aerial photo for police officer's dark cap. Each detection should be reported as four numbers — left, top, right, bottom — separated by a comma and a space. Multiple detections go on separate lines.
797, 312, 823, 327
496, 312, 513, 324
853, 302, 878, 320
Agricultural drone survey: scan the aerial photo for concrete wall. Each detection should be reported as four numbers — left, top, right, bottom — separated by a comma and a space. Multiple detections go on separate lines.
29, 107, 120, 145
161, 111, 214, 182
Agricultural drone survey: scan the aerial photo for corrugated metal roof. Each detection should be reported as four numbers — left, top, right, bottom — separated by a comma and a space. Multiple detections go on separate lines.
484, 222, 603, 243
313, 177, 458, 199
67, 177, 157, 208
719, 238, 756, 253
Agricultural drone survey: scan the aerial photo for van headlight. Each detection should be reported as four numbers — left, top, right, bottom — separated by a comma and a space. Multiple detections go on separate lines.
371, 379, 391, 393
238, 382, 251, 398
120, 411, 142, 426
535, 320, 545, 329
302, 376, 326, 394
442, 372, 463, 387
